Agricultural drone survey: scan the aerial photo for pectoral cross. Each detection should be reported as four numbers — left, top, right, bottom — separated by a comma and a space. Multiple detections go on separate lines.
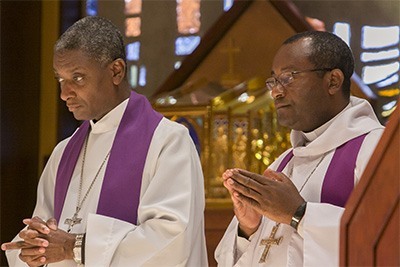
259, 223, 283, 263
64, 212, 82, 233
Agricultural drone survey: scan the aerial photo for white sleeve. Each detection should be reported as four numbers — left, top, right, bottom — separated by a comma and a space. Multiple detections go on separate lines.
215, 217, 239, 267
84, 121, 207, 267
298, 202, 344, 267
215, 216, 265, 267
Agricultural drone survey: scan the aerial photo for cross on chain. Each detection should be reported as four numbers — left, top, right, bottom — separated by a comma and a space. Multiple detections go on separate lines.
259, 223, 283, 263
64, 212, 82, 233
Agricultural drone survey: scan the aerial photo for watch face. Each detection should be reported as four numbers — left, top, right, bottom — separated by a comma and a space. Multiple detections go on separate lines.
73, 246, 82, 264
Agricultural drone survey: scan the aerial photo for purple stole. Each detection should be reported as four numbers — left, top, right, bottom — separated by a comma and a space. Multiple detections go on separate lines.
276, 134, 367, 208
54, 91, 163, 224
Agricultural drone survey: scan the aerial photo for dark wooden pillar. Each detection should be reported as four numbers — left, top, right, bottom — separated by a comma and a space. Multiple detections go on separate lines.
1, 1, 42, 266
0, 2, 83, 266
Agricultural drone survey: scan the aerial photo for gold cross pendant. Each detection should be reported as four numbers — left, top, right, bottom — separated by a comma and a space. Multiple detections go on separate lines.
259, 223, 283, 263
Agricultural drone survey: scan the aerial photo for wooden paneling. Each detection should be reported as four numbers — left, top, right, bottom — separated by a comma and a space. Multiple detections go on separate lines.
340, 106, 399, 266
205, 208, 234, 266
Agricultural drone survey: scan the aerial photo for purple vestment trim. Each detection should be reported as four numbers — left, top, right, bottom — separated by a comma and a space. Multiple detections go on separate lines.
321, 134, 366, 207
54, 91, 163, 224
273, 134, 367, 207
277, 150, 294, 172
54, 121, 90, 222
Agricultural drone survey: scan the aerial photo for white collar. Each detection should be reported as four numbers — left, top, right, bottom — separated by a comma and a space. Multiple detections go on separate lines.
290, 96, 383, 157
89, 98, 129, 134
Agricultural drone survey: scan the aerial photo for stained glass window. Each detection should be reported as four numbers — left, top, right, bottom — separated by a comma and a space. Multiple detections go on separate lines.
175, 36, 201, 56
362, 62, 399, 85
86, 0, 98, 16
362, 26, 399, 49
334, 22, 400, 120
129, 65, 138, 88
139, 65, 147, 86
223, 0, 234, 11
176, 0, 201, 34
86, 0, 229, 92
125, 17, 141, 37
361, 49, 399, 62
125, 0, 142, 15
175, 0, 202, 64
361, 25, 399, 118
333, 23, 350, 45
122, 0, 143, 89
126, 42, 141, 61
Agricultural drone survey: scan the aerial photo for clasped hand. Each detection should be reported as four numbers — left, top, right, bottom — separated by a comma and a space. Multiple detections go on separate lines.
1, 216, 75, 266
222, 168, 304, 237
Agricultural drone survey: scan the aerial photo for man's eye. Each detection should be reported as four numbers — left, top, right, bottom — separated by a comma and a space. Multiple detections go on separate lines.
74, 76, 84, 82
56, 77, 64, 83
280, 75, 292, 85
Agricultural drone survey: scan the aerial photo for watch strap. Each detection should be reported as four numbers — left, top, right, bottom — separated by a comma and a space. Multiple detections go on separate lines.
73, 233, 85, 265
290, 202, 307, 230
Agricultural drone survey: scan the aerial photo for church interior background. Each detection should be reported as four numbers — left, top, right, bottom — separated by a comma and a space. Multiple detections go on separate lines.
89, 0, 399, 208
1, 0, 399, 266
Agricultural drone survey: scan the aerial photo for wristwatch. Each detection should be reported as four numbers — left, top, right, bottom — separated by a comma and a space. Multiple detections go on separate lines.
290, 202, 307, 230
73, 234, 85, 265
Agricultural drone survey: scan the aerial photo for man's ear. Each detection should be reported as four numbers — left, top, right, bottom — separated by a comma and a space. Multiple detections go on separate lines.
110, 58, 126, 85
327, 69, 344, 95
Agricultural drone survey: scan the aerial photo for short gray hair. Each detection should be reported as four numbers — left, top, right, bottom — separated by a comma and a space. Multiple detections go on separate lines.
55, 16, 126, 66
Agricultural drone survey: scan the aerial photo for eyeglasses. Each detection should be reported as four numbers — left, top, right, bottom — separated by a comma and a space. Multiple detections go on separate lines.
265, 68, 333, 92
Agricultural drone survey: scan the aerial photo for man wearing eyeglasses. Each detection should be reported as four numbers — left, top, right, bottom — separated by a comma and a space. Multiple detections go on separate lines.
215, 31, 385, 266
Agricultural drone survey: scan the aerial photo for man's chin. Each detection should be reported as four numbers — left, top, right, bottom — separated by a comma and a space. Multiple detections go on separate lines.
276, 113, 288, 125
72, 113, 88, 121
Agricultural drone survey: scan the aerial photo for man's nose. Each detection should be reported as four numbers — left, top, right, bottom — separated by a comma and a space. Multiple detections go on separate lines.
60, 81, 75, 101
270, 83, 285, 99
